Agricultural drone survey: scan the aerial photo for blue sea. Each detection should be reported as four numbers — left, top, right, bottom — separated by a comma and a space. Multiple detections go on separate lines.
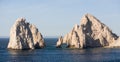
0, 38, 120, 62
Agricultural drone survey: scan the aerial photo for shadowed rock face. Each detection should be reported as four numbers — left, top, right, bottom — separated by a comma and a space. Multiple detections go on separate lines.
60, 14, 118, 48
7, 18, 45, 50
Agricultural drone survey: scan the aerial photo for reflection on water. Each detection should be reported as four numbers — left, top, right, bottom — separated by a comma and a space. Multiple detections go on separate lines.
6, 48, 120, 62
1, 38, 120, 62
7, 50, 36, 62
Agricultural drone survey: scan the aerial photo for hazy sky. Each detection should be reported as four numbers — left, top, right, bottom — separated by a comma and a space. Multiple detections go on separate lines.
0, 0, 120, 37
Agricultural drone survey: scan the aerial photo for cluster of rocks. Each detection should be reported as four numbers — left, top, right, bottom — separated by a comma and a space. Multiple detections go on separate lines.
7, 14, 120, 50
7, 18, 45, 50
56, 14, 119, 48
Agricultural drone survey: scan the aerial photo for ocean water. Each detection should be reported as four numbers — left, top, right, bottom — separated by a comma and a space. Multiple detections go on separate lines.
0, 38, 120, 62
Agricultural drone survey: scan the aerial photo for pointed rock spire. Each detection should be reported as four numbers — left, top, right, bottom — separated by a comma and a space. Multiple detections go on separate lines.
56, 36, 63, 48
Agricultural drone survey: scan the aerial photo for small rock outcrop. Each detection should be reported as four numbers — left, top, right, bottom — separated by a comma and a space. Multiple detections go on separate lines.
109, 37, 120, 47
56, 36, 63, 48
63, 24, 80, 48
59, 14, 118, 48
7, 18, 45, 50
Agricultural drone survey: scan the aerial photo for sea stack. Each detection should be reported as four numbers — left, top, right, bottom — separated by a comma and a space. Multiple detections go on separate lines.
63, 24, 80, 48
7, 18, 45, 50
59, 14, 118, 48
56, 36, 63, 48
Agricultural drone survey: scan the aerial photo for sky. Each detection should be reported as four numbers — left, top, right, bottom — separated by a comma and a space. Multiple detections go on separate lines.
0, 0, 120, 37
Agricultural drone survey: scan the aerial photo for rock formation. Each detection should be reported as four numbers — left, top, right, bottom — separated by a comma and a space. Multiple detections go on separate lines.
7, 18, 45, 50
59, 14, 118, 48
109, 37, 120, 47
30, 24, 45, 48
56, 36, 63, 48
63, 24, 81, 48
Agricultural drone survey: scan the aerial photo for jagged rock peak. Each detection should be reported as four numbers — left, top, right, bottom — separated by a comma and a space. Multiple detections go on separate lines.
80, 14, 104, 26
16, 17, 26, 22
7, 18, 45, 50
82, 13, 100, 21
72, 24, 79, 31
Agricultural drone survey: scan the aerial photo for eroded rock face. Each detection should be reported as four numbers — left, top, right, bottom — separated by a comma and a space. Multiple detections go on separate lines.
56, 36, 63, 48
30, 24, 45, 48
79, 14, 118, 48
61, 14, 118, 48
7, 18, 45, 50
63, 24, 80, 48
109, 37, 120, 47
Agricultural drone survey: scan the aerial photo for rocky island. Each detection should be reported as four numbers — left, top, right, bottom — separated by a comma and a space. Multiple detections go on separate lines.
7, 18, 45, 50
56, 14, 119, 48
56, 36, 63, 48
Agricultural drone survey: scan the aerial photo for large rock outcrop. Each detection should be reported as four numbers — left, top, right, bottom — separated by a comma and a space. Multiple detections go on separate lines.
7, 18, 45, 50
59, 14, 118, 48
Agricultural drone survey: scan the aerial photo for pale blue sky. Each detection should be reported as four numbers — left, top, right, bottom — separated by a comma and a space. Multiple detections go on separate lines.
0, 0, 120, 37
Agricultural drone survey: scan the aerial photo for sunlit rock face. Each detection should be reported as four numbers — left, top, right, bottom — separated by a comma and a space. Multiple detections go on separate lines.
61, 14, 118, 48
30, 24, 45, 48
63, 24, 81, 48
79, 14, 118, 48
56, 36, 63, 48
7, 18, 45, 50
109, 37, 120, 47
